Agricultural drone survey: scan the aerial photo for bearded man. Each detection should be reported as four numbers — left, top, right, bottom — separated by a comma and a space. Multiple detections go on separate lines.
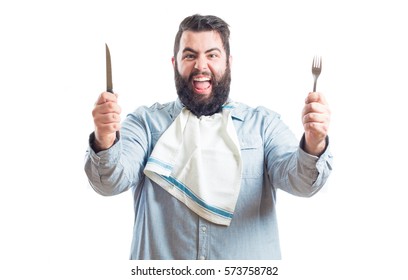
85, 14, 332, 260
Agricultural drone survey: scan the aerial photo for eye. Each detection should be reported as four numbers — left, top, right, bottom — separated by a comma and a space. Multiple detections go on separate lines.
208, 53, 219, 59
183, 53, 196, 60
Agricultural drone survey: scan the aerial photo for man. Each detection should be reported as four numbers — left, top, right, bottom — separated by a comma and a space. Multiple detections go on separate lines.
85, 14, 332, 260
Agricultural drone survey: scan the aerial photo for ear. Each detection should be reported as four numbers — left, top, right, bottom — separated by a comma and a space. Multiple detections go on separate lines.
228, 55, 232, 67
172, 57, 176, 69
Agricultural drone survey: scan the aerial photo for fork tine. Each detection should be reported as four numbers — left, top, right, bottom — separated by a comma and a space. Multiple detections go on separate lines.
312, 55, 321, 69
312, 55, 322, 92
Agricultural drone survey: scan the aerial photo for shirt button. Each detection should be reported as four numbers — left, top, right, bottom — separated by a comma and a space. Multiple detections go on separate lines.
201, 226, 207, 232
199, 256, 206, 260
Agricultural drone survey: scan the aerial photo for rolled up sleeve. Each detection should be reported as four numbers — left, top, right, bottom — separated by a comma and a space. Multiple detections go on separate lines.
264, 111, 333, 197
84, 132, 133, 196
291, 135, 333, 196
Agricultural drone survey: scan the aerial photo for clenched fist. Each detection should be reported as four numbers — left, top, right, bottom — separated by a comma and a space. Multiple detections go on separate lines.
302, 92, 330, 156
92, 92, 122, 151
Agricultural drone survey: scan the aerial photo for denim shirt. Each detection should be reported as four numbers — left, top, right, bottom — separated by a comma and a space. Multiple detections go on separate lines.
84, 99, 333, 260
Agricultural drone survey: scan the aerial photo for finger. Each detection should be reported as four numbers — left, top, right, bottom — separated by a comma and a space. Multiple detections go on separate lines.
303, 122, 329, 137
95, 122, 122, 135
94, 112, 121, 125
305, 92, 328, 105
94, 113, 121, 131
100, 100, 121, 114
302, 102, 330, 116
92, 101, 122, 117
303, 112, 329, 124
95, 92, 119, 105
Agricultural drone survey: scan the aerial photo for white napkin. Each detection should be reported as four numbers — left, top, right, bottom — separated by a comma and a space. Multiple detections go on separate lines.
144, 105, 242, 226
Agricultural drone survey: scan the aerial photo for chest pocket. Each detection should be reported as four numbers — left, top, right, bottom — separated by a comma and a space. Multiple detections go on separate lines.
239, 135, 264, 178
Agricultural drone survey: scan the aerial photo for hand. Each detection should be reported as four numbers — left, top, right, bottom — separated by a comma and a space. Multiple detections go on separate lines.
302, 92, 330, 156
92, 92, 122, 151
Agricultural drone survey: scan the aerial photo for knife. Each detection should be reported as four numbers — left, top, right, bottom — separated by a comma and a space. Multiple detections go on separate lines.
105, 43, 113, 93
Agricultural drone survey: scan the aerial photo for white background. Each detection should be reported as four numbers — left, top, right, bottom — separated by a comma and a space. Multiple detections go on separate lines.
1, 0, 407, 279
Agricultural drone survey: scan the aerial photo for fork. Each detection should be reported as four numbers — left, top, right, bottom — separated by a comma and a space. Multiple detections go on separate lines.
312, 56, 322, 92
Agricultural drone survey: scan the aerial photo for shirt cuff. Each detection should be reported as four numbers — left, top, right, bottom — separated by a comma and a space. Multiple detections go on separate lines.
299, 134, 329, 157
87, 131, 121, 167
298, 134, 333, 185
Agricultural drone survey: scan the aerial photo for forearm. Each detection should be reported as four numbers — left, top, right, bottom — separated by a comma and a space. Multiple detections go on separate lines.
85, 130, 147, 196
272, 138, 332, 197
85, 104, 169, 196
264, 112, 333, 196
85, 134, 129, 196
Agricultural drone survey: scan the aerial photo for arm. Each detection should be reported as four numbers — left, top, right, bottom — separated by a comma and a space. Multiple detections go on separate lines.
84, 92, 149, 196
264, 107, 332, 197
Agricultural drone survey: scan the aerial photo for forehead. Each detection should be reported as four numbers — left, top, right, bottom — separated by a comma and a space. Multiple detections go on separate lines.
179, 30, 225, 53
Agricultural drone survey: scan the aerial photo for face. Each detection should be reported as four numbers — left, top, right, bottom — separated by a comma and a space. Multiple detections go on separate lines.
172, 31, 232, 117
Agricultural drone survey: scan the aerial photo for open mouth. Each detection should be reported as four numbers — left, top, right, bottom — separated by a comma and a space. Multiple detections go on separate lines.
192, 75, 212, 94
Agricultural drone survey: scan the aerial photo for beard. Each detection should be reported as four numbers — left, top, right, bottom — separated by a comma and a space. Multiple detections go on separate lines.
174, 63, 231, 117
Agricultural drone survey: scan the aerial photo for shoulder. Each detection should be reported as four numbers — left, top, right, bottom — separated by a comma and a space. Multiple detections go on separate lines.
231, 102, 281, 122
124, 100, 180, 132
128, 100, 180, 118
132, 100, 176, 113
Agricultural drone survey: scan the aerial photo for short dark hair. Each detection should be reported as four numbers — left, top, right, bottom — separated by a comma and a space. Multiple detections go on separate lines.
173, 14, 231, 59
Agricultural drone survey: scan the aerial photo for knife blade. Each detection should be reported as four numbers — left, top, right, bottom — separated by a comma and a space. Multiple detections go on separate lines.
105, 43, 113, 93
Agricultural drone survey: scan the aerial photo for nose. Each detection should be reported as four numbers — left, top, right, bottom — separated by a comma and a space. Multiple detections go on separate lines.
194, 56, 208, 71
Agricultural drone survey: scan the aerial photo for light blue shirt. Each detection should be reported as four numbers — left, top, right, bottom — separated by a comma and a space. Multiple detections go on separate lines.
84, 99, 333, 260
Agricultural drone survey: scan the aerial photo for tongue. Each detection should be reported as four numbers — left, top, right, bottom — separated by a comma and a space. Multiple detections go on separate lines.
194, 81, 210, 90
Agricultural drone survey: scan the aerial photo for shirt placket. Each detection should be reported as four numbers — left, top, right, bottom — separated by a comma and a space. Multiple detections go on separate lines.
197, 218, 209, 260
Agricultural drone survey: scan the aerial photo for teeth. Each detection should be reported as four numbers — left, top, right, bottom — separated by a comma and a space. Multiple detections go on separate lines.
193, 77, 210, 82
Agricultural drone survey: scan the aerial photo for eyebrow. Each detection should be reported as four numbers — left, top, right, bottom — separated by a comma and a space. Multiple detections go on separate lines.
182, 47, 222, 54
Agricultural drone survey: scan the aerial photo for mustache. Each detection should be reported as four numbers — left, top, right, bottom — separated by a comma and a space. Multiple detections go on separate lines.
189, 70, 216, 83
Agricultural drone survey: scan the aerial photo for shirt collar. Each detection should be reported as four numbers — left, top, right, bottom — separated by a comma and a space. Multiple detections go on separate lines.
171, 98, 246, 122
169, 99, 184, 120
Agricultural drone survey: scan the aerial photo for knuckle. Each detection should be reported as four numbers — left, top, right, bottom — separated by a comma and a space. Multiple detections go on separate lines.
305, 103, 314, 112
101, 92, 110, 99
309, 102, 318, 111
98, 92, 108, 103
304, 113, 316, 123
106, 102, 115, 110
112, 113, 120, 122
